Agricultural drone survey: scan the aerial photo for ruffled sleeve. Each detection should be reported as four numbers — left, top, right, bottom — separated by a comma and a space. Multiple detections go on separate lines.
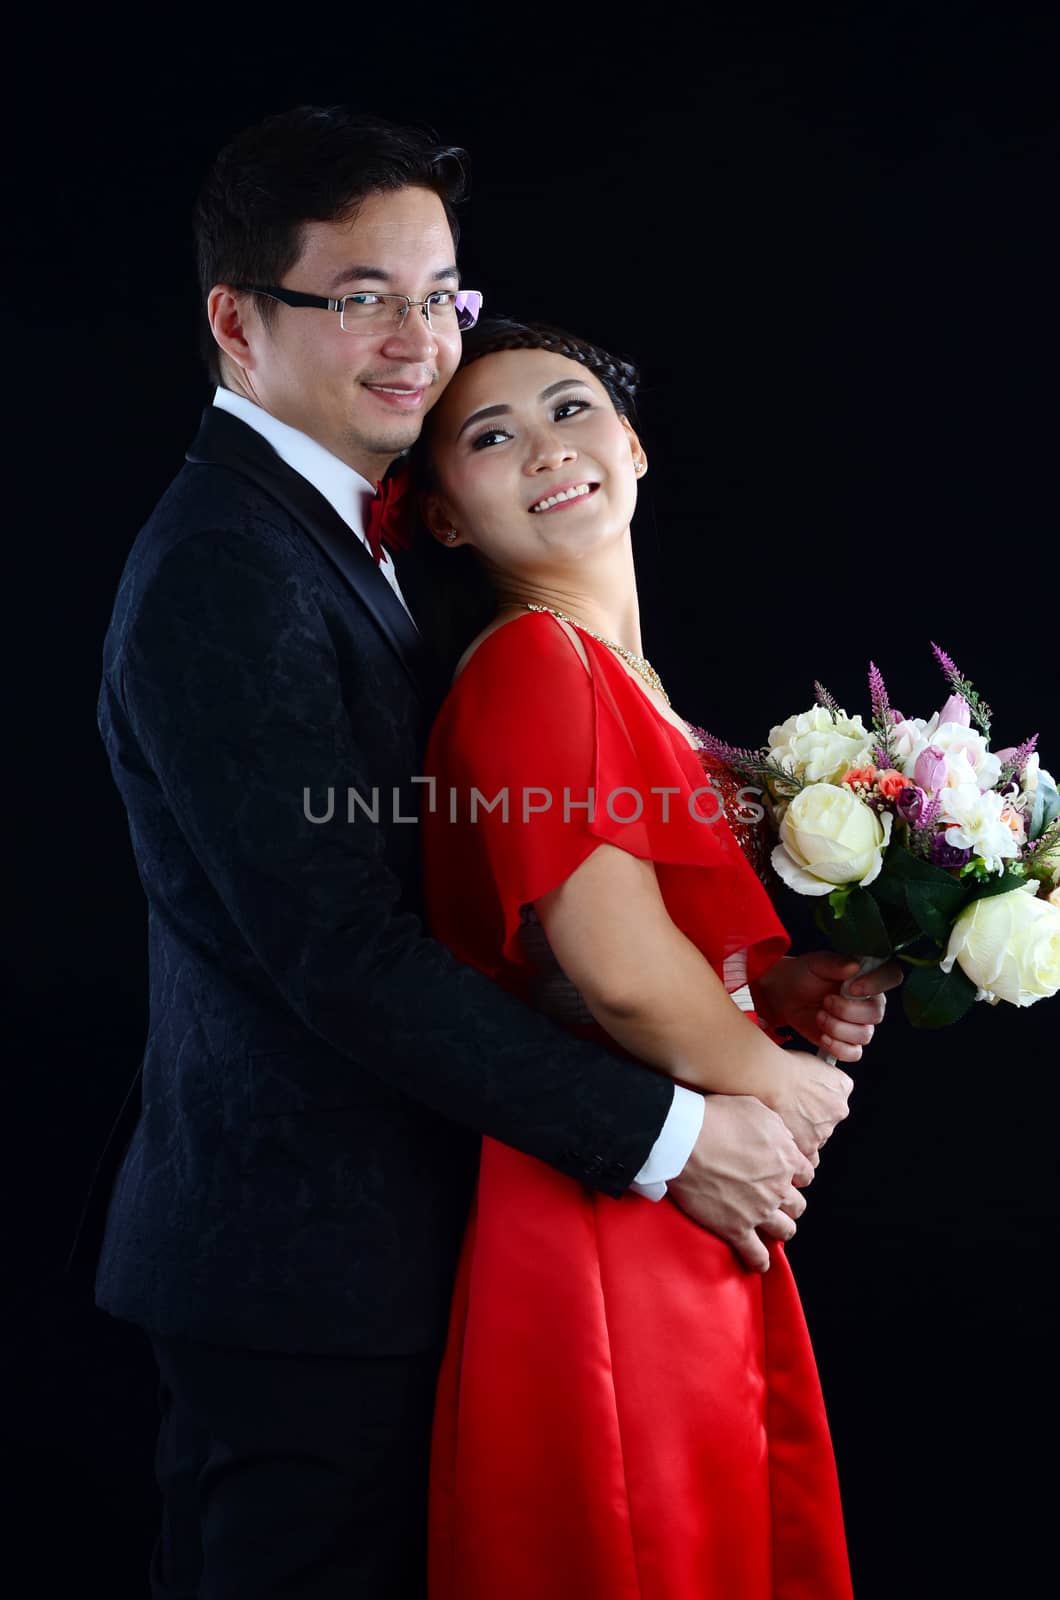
422, 612, 788, 998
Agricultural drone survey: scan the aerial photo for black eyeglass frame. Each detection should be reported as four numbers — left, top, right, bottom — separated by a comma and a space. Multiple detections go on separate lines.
232, 284, 483, 331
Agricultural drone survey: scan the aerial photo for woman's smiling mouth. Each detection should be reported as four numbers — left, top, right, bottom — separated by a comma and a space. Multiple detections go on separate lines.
528, 482, 599, 514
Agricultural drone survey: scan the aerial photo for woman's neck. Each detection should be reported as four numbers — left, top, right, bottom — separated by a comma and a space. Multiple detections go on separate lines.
492, 540, 644, 656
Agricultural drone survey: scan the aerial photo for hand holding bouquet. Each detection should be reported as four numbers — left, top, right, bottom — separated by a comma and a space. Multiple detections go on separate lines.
699, 645, 1060, 1027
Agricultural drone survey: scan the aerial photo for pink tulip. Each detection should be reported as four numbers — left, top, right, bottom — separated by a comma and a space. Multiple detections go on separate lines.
914, 745, 948, 793
937, 693, 971, 728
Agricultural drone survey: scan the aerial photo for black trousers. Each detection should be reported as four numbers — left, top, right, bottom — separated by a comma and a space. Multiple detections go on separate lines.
150, 1335, 444, 1600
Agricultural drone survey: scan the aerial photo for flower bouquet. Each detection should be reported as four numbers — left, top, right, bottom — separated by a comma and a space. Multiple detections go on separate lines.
697, 645, 1060, 1028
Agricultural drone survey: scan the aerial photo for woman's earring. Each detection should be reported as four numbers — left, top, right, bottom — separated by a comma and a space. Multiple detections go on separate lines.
634, 460, 647, 476
445, 529, 459, 544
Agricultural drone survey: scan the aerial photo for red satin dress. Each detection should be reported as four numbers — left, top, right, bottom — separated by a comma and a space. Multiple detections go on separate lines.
421, 612, 852, 1600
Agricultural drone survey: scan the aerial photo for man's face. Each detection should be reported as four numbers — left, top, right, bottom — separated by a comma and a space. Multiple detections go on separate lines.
224, 186, 463, 480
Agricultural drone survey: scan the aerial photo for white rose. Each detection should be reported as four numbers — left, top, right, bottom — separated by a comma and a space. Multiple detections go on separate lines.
772, 784, 893, 897
1049, 886, 1060, 911
941, 881, 1060, 1006
767, 706, 875, 786
900, 720, 1001, 790
891, 717, 929, 765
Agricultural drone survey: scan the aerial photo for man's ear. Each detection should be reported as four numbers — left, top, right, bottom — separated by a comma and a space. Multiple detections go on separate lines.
208, 286, 257, 375
619, 414, 648, 478
421, 490, 464, 547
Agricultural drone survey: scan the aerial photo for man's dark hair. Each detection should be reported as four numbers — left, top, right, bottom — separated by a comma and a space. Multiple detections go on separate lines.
193, 105, 469, 386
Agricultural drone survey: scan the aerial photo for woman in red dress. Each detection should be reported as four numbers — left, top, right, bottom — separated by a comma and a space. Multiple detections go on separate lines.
416, 320, 885, 1598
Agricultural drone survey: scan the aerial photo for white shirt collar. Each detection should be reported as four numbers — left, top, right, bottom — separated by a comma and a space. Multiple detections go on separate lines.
211, 388, 413, 615
212, 386, 379, 544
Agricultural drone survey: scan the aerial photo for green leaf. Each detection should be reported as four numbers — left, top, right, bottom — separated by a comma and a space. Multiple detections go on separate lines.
902, 961, 979, 1028
905, 883, 960, 944
870, 872, 909, 908
827, 884, 854, 919
878, 841, 967, 893
873, 842, 971, 940
878, 904, 927, 952
964, 869, 1028, 904
817, 887, 894, 958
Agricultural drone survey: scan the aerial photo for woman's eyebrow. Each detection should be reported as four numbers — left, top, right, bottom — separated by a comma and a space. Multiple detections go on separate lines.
538, 378, 591, 402
456, 379, 592, 439
456, 403, 509, 439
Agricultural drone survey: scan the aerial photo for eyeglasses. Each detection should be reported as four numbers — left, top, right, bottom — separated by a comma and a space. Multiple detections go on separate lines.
233, 284, 483, 333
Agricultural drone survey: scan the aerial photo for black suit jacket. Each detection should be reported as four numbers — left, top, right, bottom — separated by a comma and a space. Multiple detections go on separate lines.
95, 405, 673, 1355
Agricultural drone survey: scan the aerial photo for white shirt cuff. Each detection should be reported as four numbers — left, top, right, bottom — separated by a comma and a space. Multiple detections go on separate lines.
628, 1086, 706, 1201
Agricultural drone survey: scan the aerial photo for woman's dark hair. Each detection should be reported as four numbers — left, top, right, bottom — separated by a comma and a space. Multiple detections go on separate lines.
193, 105, 469, 385
409, 316, 642, 672
454, 316, 639, 417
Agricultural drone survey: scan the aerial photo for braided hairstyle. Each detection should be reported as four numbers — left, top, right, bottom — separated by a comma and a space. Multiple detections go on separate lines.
454, 316, 640, 418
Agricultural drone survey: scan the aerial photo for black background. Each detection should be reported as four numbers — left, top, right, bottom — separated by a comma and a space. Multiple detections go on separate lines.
9, 5, 1059, 1595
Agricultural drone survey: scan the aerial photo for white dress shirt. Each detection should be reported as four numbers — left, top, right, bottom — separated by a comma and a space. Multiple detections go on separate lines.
212, 387, 413, 615
211, 387, 705, 1198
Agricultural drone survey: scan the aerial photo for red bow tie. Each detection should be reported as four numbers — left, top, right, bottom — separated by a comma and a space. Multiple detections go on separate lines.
365, 467, 414, 565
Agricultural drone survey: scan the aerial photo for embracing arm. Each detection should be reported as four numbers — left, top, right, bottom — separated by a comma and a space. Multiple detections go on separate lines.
536, 842, 854, 1161
111, 525, 672, 1193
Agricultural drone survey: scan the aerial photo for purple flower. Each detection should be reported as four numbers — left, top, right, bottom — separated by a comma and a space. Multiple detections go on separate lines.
896, 785, 927, 824
937, 693, 971, 728
914, 745, 947, 793
920, 791, 943, 831
931, 641, 961, 682
930, 834, 972, 869
868, 661, 890, 724
897, 787, 925, 825
995, 735, 1039, 782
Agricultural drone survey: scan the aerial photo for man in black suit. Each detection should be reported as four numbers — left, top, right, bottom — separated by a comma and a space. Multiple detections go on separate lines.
96, 106, 845, 1598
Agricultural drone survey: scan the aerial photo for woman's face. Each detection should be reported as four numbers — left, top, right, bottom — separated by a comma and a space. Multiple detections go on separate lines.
425, 348, 644, 574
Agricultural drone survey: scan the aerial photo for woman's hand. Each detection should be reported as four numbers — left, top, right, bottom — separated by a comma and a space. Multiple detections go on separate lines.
753, 951, 903, 1064
761, 1050, 855, 1164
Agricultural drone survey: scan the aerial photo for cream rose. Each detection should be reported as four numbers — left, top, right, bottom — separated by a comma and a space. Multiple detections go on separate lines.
767, 706, 875, 786
772, 784, 893, 896
941, 882, 1060, 1007
900, 720, 1002, 790
891, 717, 930, 766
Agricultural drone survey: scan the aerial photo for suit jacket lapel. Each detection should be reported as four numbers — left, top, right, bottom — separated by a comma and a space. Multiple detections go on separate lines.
186, 407, 440, 700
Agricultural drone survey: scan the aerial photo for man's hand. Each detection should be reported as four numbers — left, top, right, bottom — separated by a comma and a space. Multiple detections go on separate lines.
754, 951, 903, 1063
667, 1096, 815, 1273
767, 1051, 854, 1164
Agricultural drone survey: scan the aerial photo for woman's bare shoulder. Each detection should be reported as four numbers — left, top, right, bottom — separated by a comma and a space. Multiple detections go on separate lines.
451, 609, 591, 683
